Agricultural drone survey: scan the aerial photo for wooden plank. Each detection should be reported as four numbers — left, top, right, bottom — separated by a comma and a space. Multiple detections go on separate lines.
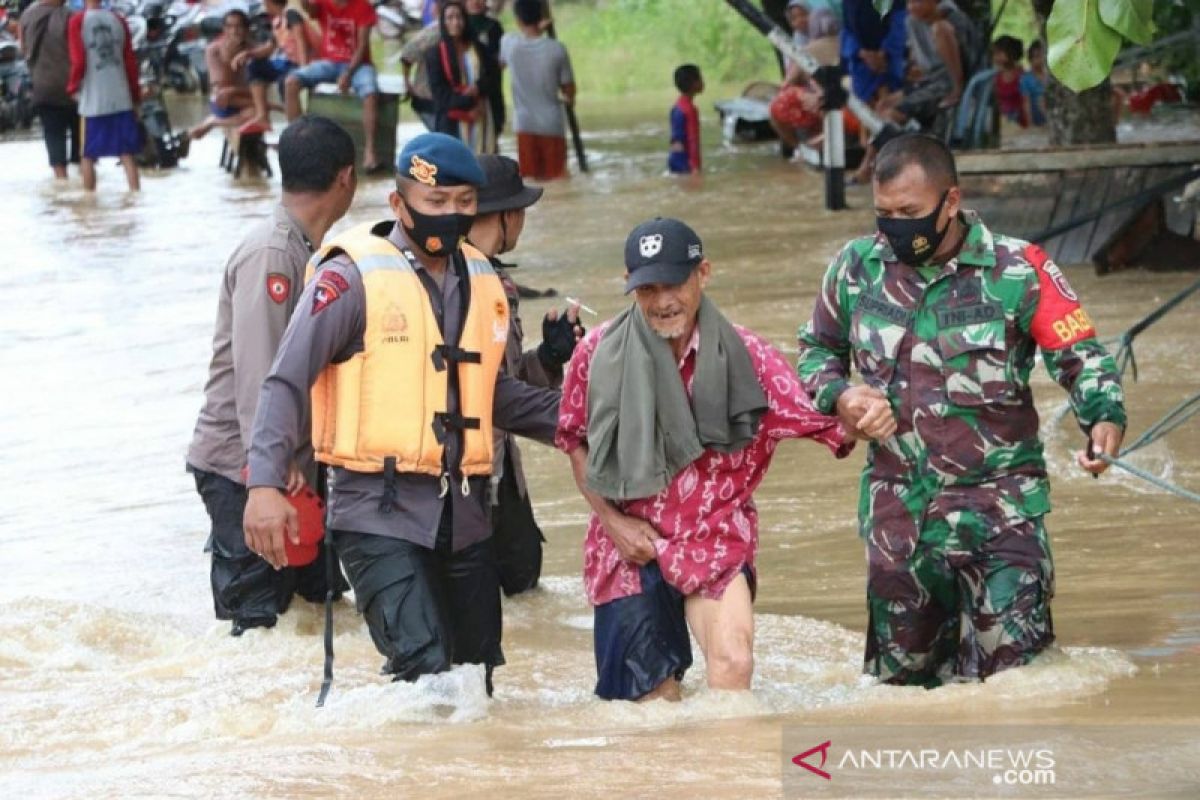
1058, 167, 1117, 264
1086, 167, 1146, 264
961, 173, 1054, 240
956, 141, 1200, 174
1039, 169, 1089, 263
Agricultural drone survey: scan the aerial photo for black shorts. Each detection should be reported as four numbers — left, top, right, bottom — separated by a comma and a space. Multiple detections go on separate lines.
593, 561, 693, 701
334, 509, 504, 685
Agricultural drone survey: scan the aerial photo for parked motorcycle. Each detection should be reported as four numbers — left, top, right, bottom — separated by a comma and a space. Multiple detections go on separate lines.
123, 0, 205, 95
374, 0, 424, 42
0, 32, 33, 132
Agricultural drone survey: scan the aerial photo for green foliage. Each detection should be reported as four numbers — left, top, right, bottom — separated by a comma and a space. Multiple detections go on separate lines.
1099, 0, 1156, 45
1153, 0, 1200, 99
1046, 0, 1124, 91
551, 0, 781, 95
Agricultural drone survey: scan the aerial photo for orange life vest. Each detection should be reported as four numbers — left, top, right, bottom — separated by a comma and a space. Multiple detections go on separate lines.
305, 222, 509, 477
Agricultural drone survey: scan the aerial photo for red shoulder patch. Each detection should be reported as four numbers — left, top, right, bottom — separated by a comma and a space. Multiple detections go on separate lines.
311, 272, 349, 315
1026, 244, 1096, 350
266, 272, 290, 305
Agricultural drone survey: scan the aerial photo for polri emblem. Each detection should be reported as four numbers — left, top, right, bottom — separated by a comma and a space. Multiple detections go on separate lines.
409, 155, 438, 187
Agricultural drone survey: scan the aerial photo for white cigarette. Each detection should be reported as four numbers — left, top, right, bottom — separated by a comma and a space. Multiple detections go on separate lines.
566, 297, 597, 316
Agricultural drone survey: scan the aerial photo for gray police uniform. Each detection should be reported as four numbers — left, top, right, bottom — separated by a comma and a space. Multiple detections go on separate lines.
187, 204, 341, 630
247, 221, 560, 686
490, 264, 563, 596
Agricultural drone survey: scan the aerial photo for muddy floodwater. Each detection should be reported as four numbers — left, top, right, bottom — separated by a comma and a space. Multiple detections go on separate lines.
2, 95, 1198, 798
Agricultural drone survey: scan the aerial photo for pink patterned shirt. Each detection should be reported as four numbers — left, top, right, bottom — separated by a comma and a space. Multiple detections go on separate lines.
555, 319, 852, 606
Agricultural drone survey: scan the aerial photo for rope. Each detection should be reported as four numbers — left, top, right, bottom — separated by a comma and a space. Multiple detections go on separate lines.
1108, 276, 1200, 381
1099, 453, 1200, 504
1120, 390, 1200, 455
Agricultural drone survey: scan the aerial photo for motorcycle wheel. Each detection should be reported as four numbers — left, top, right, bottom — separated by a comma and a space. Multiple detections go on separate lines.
168, 66, 198, 95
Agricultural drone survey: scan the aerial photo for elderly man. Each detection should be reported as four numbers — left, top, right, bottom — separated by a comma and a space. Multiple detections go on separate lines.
557, 217, 850, 702
797, 134, 1126, 688
468, 154, 582, 595
243, 133, 560, 693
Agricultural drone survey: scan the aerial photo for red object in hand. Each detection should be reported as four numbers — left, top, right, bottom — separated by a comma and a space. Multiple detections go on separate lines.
285, 487, 326, 567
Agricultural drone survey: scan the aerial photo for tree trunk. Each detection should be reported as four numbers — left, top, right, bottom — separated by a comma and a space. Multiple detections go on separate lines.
1031, 0, 1118, 145
1044, 76, 1118, 146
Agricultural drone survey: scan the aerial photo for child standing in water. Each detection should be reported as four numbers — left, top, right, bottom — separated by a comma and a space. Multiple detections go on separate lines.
1020, 39, 1048, 127
668, 64, 703, 174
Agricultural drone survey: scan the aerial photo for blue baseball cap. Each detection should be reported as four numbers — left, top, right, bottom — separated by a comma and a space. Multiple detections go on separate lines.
395, 133, 486, 187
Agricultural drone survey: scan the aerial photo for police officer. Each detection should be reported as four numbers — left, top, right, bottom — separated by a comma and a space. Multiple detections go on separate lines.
243, 133, 560, 693
187, 116, 356, 636
797, 134, 1126, 687
468, 154, 582, 595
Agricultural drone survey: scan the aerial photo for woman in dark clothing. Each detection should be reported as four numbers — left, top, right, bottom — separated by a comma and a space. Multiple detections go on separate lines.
425, 0, 502, 153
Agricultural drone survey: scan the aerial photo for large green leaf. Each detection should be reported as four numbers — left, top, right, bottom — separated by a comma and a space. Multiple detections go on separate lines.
1046, 0, 1123, 92
1099, 0, 1156, 45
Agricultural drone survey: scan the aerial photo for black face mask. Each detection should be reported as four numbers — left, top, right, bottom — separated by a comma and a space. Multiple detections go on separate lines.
877, 190, 951, 266
402, 199, 475, 258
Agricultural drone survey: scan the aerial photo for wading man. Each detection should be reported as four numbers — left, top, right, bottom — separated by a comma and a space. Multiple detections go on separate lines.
187, 116, 356, 636
557, 217, 850, 702
796, 134, 1126, 687
243, 133, 560, 694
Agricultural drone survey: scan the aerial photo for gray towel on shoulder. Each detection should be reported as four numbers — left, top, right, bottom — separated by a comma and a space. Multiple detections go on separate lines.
585, 295, 767, 500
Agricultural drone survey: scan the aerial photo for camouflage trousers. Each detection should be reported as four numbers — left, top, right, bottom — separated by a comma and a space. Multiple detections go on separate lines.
863, 502, 1055, 688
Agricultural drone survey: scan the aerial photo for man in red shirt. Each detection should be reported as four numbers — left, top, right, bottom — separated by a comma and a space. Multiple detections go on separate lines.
556, 217, 852, 701
286, 0, 381, 170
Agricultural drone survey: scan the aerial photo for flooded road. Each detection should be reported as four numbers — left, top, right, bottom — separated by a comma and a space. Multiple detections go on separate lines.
1, 95, 1198, 798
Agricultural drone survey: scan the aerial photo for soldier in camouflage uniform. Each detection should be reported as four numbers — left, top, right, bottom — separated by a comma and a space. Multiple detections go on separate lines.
796, 135, 1126, 687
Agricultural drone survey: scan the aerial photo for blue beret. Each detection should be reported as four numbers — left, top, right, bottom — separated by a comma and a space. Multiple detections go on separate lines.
395, 133, 486, 187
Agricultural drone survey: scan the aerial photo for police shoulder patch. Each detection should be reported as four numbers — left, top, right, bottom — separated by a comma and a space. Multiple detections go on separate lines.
311, 271, 350, 316
266, 272, 290, 304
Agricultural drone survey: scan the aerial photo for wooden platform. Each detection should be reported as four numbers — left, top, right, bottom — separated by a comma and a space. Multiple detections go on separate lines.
957, 142, 1200, 269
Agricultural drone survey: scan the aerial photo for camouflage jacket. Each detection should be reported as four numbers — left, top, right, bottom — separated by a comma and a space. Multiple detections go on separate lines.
796, 212, 1125, 534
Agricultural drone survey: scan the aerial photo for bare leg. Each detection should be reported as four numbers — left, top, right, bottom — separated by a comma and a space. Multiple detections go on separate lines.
852, 142, 876, 184
684, 572, 755, 691
637, 677, 682, 703
247, 81, 270, 127
120, 154, 140, 191
362, 92, 378, 168
53, 164, 68, 179
189, 115, 218, 140
769, 116, 800, 159
81, 157, 97, 191
285, 76, 303, 121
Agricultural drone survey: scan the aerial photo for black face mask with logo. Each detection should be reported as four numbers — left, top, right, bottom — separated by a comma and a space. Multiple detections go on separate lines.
402, 200, 476, 258
876, 190, 951, 266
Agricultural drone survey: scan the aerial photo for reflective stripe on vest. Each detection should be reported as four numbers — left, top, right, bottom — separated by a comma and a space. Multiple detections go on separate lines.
306, 222, 509, 476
